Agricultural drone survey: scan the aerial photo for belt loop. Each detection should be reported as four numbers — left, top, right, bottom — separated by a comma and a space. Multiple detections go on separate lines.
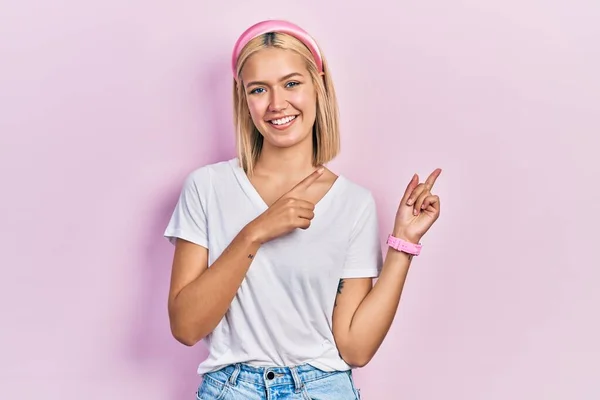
228, 364, 241, 386
289, 366, 304, 393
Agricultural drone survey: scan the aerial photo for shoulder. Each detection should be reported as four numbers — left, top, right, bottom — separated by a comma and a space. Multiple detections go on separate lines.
338, 175, 376, 204
183, 158, 237, 186
178, 158, 238, 204
186, 157, 236, 180
334, 174, 378, 215
330, 175, 379, 234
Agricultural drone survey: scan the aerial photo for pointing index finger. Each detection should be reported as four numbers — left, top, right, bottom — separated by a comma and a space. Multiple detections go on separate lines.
288, 166, 325, 194
424, 168, 442, 189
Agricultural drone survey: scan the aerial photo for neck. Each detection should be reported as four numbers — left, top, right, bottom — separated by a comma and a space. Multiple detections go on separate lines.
254, 136, 315, 178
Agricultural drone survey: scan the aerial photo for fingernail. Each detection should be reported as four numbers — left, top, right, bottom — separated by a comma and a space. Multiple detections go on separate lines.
413, 209, 418, 216
407, 199, 413, 206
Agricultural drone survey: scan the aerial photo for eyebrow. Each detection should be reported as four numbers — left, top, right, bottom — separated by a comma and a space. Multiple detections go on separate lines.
245, 72, 304, 88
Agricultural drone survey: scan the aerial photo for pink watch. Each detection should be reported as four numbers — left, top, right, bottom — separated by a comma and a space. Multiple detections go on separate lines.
387, 234, 422, 256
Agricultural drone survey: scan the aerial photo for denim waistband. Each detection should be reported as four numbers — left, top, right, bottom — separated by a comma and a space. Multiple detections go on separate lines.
209, 363, 348, 389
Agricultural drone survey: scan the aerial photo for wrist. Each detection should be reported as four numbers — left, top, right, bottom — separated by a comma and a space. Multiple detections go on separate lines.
387, 233, 423, 257
391, 229, 421, 244
240, 222, 264, 246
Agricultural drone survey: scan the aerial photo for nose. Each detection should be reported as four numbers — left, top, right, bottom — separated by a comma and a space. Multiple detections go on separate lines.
268, 87, 288, 112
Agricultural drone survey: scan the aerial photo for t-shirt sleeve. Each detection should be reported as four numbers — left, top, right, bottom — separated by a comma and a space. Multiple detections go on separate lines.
163, 168, 209, 248
341, 192, 384, 279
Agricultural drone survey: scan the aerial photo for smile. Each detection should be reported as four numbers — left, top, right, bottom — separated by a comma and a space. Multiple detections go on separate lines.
269, 115, 297, 127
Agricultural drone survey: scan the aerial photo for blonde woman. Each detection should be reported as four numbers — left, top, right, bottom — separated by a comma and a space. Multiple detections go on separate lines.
164, 20, 442, 400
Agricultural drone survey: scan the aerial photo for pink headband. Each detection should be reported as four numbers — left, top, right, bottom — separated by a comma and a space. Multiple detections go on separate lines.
231, 20, 324, 81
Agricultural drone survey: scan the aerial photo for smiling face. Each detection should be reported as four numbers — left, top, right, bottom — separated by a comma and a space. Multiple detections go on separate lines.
232, 31, 340, 174
240, 47, 318, 150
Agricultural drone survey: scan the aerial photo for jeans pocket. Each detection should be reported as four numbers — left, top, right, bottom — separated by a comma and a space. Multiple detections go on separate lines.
196, 375, 230, 400
302, 371, 358, 400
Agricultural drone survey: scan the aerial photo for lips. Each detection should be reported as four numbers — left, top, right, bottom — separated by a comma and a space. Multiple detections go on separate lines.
268, 115, 297, 126
266, 114, 298, 130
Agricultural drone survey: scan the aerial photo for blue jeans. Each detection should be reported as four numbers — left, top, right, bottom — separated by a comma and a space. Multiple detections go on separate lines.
196, 363, 361, 399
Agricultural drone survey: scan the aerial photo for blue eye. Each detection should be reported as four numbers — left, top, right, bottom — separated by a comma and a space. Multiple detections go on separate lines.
249, 87, 265, 95
286, 81, 300, 88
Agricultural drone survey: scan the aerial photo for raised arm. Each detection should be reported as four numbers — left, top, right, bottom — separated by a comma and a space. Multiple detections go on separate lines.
332, 169, 442, 366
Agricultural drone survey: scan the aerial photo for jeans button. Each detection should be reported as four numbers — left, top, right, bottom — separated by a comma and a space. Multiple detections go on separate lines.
266, 371, 275, 380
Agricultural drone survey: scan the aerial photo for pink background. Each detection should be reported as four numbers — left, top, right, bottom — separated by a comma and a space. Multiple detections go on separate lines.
1, 1, 599, 399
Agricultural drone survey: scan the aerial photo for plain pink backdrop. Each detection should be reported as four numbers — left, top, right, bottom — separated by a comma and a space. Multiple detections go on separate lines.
1, 1, 599, 399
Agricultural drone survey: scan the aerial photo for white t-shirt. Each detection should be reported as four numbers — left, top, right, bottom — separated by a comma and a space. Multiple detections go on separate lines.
164, 158, 383, 375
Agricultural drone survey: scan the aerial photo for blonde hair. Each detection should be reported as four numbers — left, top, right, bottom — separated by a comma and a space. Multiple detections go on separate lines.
232, 32, 340, 174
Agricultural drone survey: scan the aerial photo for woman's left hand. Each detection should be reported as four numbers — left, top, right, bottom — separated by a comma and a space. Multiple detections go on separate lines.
393, 169, 442, 244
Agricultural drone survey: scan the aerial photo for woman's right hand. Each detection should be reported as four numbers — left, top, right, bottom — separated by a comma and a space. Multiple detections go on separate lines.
246, 167, 325, 244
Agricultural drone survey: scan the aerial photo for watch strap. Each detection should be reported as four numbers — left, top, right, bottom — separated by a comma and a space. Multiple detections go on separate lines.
387, 234, 422, 256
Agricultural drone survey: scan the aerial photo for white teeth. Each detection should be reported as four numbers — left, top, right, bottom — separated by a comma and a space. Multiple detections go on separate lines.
270, 115, 296, 125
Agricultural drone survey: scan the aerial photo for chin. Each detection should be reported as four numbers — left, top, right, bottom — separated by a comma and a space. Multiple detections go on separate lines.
259, 122, 312, 149
263, 133, 306, 149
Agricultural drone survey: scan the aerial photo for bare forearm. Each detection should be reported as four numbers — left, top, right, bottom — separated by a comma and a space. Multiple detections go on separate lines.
170, 227, 261, 344
347, 248, 412, 362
